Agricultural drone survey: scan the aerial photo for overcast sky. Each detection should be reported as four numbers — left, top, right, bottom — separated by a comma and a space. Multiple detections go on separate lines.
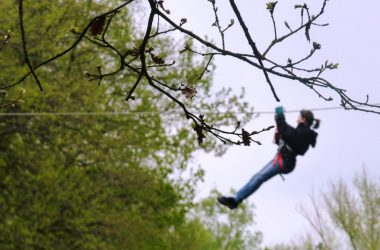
165, 0, 380, 246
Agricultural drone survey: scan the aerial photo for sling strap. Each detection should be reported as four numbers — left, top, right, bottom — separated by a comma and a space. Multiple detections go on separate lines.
272, 152, 284, 170
273, 152, 286, 181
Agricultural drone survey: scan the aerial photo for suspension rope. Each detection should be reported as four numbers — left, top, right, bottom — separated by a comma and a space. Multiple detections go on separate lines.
1, 104, 374, 117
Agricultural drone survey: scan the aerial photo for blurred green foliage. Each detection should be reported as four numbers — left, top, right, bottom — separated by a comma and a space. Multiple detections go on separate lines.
0, 0, 259, 249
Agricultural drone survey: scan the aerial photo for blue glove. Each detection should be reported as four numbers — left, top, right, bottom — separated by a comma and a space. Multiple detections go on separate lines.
275, 106, 284, 115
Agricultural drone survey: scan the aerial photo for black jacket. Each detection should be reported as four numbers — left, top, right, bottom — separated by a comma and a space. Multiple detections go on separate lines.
275, 113, 318, 156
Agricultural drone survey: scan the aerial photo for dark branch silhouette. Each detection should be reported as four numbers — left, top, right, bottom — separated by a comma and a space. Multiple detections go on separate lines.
18, 0, 43, 91
2, 0, 380, 146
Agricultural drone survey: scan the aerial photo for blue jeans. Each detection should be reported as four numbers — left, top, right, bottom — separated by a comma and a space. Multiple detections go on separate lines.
235, 159, 281, 203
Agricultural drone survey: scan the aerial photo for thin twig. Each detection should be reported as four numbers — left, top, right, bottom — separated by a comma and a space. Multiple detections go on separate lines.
270, 13, 277, 40
229, 0, 280, 101
126, 7, 156, 101
198, 55, 214, 80
210, 1, 226, 50
0, 30, 12, 50
262, 0, 328, 58
18, 0, 43, 91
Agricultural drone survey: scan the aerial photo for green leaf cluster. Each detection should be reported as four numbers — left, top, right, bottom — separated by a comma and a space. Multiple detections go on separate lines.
0, 0, 257, 249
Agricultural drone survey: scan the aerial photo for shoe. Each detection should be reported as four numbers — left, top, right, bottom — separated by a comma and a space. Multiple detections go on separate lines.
217, 196, 239, 209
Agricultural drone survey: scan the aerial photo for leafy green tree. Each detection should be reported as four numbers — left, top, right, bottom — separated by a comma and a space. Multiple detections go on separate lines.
0, 0, 255, 249
189, 189, 263, 250
272, 168, 380, 250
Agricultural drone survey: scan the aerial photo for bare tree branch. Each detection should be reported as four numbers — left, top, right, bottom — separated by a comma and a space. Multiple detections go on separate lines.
18, 0, 43, 91
2, 0, 380, 147
229, 0, 280, 101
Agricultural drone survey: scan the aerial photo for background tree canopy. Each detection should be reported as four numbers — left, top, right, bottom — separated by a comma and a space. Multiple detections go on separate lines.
0, 0, 259, 249
270, 168, 380, 250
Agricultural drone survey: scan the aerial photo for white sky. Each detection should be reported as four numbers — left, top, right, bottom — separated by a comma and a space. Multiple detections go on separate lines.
164, 0, 380, 246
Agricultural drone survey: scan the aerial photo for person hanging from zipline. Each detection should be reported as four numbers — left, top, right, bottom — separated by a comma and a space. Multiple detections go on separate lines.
217, 106, 320, 209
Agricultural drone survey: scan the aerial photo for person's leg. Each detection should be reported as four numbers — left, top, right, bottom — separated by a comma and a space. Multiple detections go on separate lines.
217, 158, 281, 209
234, 160, 281, 203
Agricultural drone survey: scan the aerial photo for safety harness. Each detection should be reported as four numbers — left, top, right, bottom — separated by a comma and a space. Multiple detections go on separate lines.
273, 140, 294, 181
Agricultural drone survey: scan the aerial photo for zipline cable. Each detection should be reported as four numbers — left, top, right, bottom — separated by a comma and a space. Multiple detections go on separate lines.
1, 103, 378, 117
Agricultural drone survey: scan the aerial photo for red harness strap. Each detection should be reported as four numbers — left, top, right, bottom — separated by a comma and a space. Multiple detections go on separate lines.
272, 152, 284, 170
